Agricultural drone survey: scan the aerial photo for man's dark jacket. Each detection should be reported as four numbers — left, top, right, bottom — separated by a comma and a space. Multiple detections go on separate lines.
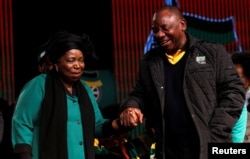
120, 34, 245, 159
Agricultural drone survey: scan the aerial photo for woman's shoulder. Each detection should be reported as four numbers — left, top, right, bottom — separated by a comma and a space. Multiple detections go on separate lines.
79, 79, 91, 90
21, 74, 47, 90
28, 74, 46, 84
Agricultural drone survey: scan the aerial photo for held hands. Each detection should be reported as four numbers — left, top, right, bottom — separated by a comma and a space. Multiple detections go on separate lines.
119, 107, 143, 128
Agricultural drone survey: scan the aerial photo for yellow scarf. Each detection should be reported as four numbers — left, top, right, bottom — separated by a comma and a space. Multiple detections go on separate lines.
165, 49, 185, 65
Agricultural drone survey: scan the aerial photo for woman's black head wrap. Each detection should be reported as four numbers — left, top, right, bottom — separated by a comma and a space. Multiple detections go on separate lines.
47, 31, 96, 64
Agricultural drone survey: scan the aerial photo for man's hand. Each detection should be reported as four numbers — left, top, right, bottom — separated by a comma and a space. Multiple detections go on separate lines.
119, 107, 143, 128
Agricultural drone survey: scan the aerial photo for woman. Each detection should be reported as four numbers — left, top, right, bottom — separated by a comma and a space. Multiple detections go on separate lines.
12, 31, 120, 159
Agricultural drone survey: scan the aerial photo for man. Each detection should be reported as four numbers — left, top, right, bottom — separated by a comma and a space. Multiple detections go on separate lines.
118, 6, 245, 159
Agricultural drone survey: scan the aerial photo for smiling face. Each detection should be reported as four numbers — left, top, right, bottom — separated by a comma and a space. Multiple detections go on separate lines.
152, 9, 187, 55
55, 49, 85, 84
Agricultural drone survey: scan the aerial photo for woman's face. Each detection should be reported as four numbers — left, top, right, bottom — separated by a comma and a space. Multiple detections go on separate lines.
55, 49, 85, 84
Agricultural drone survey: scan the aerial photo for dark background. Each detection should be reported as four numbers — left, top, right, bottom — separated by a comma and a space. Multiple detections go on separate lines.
12, 0, 113, 96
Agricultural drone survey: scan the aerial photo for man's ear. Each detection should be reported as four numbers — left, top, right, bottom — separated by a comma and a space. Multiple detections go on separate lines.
180, 18, 187, 31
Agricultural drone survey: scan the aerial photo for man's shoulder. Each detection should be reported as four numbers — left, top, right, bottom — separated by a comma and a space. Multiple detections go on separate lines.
190, 38, 225, 54
187, 33, 223, 49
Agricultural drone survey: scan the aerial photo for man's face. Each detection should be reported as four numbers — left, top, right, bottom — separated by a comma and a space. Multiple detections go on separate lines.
152, 10, 186, 54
